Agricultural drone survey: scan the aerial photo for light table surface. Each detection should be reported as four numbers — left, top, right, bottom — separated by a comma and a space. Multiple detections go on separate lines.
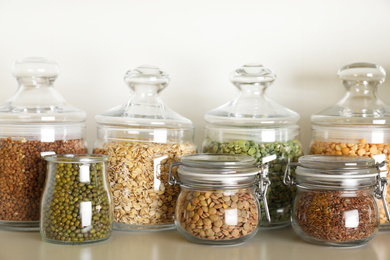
1, 227, 390, 260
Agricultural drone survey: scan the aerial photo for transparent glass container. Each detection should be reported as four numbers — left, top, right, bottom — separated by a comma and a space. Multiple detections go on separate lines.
169, 153, 270, 245
202, 64, 303, 228
310, 62, 390, 229
41, 154, 112, 245
0, 57, 87, 231
94, 65, 196, 231
285, 155, 389, 247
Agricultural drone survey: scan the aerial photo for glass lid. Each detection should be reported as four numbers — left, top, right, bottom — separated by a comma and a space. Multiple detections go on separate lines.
0, 57, 86, 123
175, 153, 261, 188
295, 155, 381, 189
95, 65, 193, 128
204, 64, 300, 126
312, 62, 390, 126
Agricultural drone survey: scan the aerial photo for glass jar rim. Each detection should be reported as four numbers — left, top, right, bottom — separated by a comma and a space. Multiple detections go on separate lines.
175, 153, 261, 188
44, 154, 108, 163
294, 155, 382, 190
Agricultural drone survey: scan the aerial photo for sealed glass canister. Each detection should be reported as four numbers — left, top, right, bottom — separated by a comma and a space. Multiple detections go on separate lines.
0, 58, 87, 231
310, 62, 390, 229
41, 154, 112, 244
202, 64, 303, 228
94, 65, 196, 231
285, 155, 389, 247
169, 153, 270, 245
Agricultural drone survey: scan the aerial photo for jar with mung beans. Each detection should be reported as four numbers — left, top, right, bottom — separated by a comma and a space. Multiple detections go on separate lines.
284, 155, 390, 247
0, 58, 87, 231
41, 154, 112, 244
309, 62, 390, 229
169, 153, 270, 245
93, 65, 196, 231
202, 64, 303, 229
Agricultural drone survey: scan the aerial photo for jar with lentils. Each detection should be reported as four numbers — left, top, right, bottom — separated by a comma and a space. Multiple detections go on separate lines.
41, 154, 112, 245
94, 65, 196, 231
0, 58, 87, 231
169, 153, 270, 245
284, 155, 390, 247
310, 62, 390, 229
202, 64, 303, 229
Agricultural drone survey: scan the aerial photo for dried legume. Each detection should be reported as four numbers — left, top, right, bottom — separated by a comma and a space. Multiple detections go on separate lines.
310, 138, 390, 224
293, 189, 378, 243
175, 189, 258, 241
41, 161, 112, 243
94, 141, 195, 228
0, 138, 87, 223
203, 139, 302, 226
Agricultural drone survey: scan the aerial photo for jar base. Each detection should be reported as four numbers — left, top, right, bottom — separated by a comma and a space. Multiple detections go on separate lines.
41, 235, 111, 245
113, 222, 176, 232
0, 220, 39, 231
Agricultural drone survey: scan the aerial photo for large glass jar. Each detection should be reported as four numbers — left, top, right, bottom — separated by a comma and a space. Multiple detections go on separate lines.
285, 155, 389, 247
0, 57, 87, 231
202, 64, 303, 228
41, 154, 112, 245
310, 62, 390, 229
169, 153, 270, 245
94, 65, 196, 231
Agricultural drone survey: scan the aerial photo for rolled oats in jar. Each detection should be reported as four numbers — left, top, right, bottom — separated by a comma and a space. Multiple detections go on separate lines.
285, 155, 389, 247
310, 62, 390, 229
169, 154, 270, 245
94, 65, 196, 231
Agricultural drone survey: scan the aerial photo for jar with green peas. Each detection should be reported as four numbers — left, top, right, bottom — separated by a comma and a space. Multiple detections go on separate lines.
202, 64, 303, 229
41, 154, 112, 245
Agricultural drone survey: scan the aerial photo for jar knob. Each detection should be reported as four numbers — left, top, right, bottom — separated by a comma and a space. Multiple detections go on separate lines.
124, 65, 170, 91
230, 64, 276, 88
338, 62, 386, 87
12, 57, 59, 80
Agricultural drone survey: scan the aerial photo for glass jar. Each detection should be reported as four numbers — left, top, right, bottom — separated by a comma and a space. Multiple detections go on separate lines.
169, 153, 270, 245
285, 155, 389, 247
0, 57, 87, 231
93, 65, 196, 231
202, 64, 303, 228
41, 154, 112, 244
310, 62, 390, 229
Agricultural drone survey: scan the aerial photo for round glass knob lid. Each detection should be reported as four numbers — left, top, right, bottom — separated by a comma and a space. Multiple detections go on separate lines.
12, 57, 59, 79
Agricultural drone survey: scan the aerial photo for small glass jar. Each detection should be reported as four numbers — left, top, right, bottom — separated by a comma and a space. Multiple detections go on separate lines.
202, 64, 303, 228
0, 58, 87, 231
94, 65, 196, 231
309, 62, 390, 229
41, 154, 112, 245
285, 155, 390, 247
169, 153, 270, 245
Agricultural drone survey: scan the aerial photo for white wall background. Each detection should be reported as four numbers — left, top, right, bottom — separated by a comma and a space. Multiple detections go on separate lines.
0, 0, 390, 153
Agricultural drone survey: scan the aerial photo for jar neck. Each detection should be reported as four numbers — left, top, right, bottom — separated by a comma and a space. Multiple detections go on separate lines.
237, 83, 267, 97
17, 77, 55, 87
129, 84, 163, 106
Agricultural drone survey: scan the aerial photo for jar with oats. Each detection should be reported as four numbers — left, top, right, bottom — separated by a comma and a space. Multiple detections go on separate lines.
0, 57, 87, 231
202, 64, 303, 229
310, 62, 390, 229
94, 65, 196, 231
169, 153, 270, 245
285, 155, 390, 247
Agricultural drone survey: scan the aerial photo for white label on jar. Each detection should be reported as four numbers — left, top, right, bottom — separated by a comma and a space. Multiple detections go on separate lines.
153, 129, 168, 143
261, 129, 276, 143
371, 132, 384, 144
40, 127, 55, 142
224, 208, 238, 225
344, 209, 359, 228
153, 155, 168, 190
80, 201, 92, 228
80, 164, 91, 183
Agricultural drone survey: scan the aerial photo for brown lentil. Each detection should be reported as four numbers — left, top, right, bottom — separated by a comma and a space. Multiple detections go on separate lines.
175, 189, 259, 241
293, 189, 378, 242
0, 138, 87, 222
310, 138, 390, 224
